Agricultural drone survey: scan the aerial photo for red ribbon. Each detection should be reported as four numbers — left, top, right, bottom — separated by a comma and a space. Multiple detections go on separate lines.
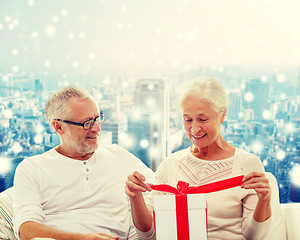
152, 175, 244, 240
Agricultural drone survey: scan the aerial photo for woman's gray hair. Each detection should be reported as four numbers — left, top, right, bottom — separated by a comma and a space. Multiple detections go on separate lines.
45, 87, 97, 128
179, 76, 228, 114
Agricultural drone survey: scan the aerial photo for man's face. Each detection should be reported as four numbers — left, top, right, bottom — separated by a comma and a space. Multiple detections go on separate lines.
61, 97, 101, 156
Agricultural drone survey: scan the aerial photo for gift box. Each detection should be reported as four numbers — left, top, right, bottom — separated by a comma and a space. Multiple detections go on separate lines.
151, 176, 244, 240
154, 193, 207, 240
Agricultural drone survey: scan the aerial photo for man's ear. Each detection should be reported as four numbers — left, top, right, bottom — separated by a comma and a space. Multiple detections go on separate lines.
52, 120, 64, 135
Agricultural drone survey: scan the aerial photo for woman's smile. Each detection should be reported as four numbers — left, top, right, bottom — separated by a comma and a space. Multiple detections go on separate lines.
190, 132, 207, 139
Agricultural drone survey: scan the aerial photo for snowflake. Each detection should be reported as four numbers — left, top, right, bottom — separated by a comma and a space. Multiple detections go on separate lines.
140, 139, 149, 149
34, 134, 43, 144
44, 60, 51, 67
244, 92, 254, 102
12, 48, 19, 55
262, 110, 272, 120
291, 165, 300, 187
28, 0, 34, 6
44, 25, 57, 37
276, 149, 286, 161
276, 73, 286, 83
0, 157, 11, 175
12, 142, 23, 154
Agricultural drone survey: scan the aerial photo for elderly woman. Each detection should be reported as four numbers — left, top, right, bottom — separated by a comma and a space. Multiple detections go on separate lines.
125, 77, 275, 239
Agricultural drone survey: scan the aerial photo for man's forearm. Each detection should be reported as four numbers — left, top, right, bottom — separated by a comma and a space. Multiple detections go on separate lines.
19, 221, 87, 240
129, 193, 153, 232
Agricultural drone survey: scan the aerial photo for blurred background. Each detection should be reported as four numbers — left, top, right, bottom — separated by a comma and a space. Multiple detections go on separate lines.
0, 0, 299, 203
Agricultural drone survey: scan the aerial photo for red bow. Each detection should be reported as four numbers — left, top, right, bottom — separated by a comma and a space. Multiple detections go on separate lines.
151, 175, 244, 194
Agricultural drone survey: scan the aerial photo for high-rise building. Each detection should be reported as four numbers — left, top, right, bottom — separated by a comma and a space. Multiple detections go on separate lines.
127, 110, 152, 167
244, 79, 269, 121
227, 89, 242, 120
127, 79, 169, 171
101, 118, 126, 144
100, 91, 127, 145
35, 79, 44, 101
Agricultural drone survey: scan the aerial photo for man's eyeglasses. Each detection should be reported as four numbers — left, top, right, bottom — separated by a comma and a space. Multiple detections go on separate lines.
56, 111, 105, 130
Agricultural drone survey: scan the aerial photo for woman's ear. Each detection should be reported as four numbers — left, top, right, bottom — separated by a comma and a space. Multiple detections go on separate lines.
221, 108, 227, 123
52, 120, 64, 135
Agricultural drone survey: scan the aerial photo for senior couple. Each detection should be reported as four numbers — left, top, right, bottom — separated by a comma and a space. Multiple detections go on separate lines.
13, 77, 276, 240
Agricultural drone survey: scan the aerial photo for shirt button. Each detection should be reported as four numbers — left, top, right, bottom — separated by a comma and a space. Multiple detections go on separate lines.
86, 176, 89, 181
86, 169, 89, 172
83, 162, 87, 165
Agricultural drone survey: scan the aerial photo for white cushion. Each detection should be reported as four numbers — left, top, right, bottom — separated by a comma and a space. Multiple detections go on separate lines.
281, 202, 300, 240
0, 187, 18, 240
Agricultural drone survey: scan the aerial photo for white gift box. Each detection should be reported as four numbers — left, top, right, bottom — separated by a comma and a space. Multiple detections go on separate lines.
153, 193, 207, 240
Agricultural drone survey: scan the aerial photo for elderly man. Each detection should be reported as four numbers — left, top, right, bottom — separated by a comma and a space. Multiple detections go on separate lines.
13, 87, 154, 240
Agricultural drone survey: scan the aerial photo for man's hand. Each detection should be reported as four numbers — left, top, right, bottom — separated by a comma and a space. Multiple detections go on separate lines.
86, 233, 119, 240
125, 171, 152, 198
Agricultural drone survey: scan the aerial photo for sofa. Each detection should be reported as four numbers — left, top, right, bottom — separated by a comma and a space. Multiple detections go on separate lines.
0, 187, 141, 240
1, 173, 300, 239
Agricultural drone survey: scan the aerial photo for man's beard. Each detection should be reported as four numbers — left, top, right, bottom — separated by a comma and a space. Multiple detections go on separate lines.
64, 128, 98, 154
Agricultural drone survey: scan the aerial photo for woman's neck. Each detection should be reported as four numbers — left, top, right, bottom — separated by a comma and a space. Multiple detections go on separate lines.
191, 141, 235, 160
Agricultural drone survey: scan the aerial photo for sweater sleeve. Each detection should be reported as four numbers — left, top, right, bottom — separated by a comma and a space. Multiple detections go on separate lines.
242, 195, 272, 240
239, 150, 273, 240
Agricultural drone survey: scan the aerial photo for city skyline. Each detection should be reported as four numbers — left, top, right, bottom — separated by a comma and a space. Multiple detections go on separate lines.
0, 68, 299, 203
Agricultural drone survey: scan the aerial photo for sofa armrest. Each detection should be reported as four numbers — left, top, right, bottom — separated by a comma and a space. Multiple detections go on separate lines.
265, 172, 287, 240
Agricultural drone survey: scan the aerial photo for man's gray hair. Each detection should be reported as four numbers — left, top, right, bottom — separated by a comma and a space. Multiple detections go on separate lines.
45, 87, 97, 128
179, 76, 228, 114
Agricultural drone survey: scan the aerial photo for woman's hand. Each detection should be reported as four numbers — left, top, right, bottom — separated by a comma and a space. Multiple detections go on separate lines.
241, 171, 271, 202
241, 171, 272, 222
125, 171, 152, 198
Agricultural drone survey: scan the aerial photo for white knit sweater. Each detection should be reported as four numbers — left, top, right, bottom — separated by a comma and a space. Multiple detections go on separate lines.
141, 147, 273, 240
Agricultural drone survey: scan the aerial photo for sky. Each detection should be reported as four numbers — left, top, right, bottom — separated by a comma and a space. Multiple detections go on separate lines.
0, 0, 300, 85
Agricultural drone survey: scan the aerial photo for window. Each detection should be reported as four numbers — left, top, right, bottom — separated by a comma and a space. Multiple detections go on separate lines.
0, 1, 299, 202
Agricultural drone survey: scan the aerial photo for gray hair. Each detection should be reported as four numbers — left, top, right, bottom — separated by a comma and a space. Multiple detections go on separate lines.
45, 87, 97, 128
179, 77, 227, 114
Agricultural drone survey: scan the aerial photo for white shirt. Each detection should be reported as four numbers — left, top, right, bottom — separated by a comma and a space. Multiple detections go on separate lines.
13, 144, 154, 240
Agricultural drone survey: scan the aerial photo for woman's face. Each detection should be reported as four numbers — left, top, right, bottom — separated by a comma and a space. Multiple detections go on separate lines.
181, 95, 225, 149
